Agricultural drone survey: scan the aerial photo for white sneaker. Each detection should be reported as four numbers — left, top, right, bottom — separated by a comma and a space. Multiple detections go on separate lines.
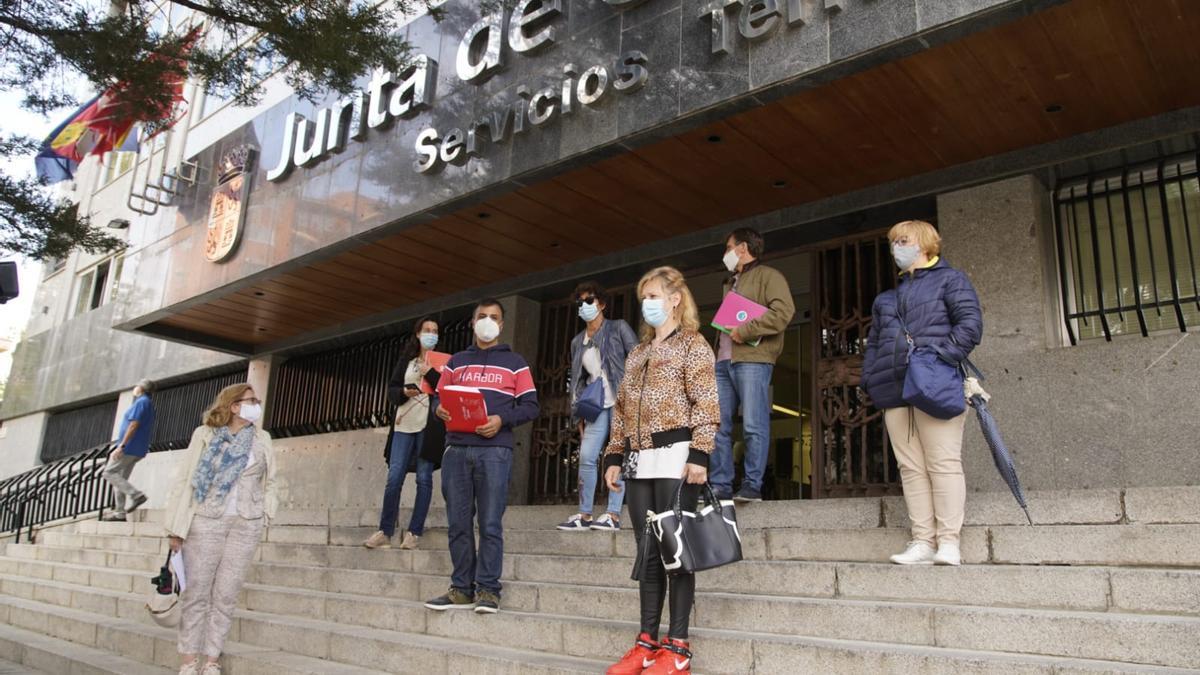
933, 542, 961, 566
889, 541, 936, 565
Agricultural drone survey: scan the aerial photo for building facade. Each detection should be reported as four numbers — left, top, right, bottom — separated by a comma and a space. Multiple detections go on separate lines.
2, 0, 1199, 509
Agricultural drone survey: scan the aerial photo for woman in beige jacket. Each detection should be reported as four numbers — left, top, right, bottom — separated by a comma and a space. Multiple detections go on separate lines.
163, 383, 277, 675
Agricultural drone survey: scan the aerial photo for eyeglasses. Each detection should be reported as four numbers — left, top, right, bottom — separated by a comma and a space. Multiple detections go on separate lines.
235, 397, 261, 405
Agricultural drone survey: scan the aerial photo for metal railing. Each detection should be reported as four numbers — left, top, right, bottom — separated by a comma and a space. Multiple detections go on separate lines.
149, 368, 247, 451
0, 442, 115, 542
266, 318, 473, 438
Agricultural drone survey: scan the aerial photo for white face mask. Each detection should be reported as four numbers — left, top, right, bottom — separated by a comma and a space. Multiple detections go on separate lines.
722, 248, 740, 273
238, 402, 263, 425
474, 317, 501, 342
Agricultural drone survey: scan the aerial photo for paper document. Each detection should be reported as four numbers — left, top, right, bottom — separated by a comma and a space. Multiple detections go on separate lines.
170, 550, 187, 592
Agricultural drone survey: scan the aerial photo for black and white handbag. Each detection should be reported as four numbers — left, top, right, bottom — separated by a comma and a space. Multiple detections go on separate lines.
637, 483, 743, 577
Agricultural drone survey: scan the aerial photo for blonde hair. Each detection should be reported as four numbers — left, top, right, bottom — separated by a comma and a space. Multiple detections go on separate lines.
203, 383, 253, 428
636, 266, 700, 342
888, 220, 941, 258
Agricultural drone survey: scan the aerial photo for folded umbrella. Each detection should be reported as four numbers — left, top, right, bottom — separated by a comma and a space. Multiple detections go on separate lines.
964, 377, 1032, 525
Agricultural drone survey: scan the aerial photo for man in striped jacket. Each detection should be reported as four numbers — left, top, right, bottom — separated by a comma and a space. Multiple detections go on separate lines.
425, 298, 540, 615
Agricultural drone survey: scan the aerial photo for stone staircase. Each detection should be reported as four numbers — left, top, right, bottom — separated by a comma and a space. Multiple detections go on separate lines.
1, 486, 1198, 674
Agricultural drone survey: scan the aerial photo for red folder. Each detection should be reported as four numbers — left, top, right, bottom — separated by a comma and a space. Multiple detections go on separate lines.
440, 385, 490, 433
420, 351, 452, 394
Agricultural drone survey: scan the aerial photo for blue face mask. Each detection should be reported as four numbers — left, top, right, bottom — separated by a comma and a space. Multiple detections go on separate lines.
642, 298, 668, 327
418, 333, 438, 349
892, 243, 921, 270
578, 301, 599, 322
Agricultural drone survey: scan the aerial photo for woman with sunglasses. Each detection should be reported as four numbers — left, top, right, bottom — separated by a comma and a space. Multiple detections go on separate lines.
557, 282, 638, 532
162, 384, 277, 675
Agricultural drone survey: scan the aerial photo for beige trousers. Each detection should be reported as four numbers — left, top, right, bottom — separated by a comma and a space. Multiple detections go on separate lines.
178, 514, 263, 657
884, 407, 967, 546
102, 454, 143, 512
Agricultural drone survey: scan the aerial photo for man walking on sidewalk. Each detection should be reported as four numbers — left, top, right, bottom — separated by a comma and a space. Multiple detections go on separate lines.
424, 298, 539, 615
100, 379, 157, 522
710, 228, 795, 503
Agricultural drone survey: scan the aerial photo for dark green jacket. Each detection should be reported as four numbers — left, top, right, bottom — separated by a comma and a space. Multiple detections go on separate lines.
718, 261, 796, 364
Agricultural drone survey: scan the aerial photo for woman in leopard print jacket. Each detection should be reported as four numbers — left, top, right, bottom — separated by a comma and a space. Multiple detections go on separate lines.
601, 266, 719, 675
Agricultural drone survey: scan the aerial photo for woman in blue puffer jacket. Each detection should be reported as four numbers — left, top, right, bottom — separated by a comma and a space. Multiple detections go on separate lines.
862, 220, 982, 567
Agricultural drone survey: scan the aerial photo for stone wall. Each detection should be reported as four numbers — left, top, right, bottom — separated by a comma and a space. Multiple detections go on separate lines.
133, 428, 442, 514
0, 413, 47, 481
937, 174, 1200, 492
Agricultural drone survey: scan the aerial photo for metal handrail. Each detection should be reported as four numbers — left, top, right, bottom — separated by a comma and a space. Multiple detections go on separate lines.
0, 442, 115, 543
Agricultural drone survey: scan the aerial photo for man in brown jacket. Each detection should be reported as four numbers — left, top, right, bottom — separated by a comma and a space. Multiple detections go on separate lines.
711, 228, 795, 502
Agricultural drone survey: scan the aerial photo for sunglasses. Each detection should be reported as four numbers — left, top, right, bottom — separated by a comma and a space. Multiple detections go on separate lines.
575, 297, 597, 307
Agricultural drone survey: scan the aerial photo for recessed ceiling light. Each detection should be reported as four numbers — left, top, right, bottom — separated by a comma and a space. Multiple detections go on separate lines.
772, 180, 787, 188
707, 135, 722, 143
1044, 104, 1064, 113
254, 291, 265, 297
549, 242, 561, 249
477, 212, 491, 219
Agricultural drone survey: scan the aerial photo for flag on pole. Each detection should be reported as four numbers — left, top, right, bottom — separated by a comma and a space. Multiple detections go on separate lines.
33, 25, 199, 184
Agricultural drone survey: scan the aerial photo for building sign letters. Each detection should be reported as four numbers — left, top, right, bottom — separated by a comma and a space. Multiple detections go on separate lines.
266, 0, 848, 181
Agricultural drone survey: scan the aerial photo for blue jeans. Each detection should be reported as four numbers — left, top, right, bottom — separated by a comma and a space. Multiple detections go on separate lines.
440, 445, 512, 597
578, 407, 624, 516
378, 431, 435, 537
711, 360, 774, 495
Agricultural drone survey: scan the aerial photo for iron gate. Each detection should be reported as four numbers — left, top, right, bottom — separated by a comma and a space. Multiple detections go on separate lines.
529, 286, 636, 504
811, 232, 900, 497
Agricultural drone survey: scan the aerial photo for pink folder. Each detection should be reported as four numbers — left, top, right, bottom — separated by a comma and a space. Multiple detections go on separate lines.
711, 292, 767, 338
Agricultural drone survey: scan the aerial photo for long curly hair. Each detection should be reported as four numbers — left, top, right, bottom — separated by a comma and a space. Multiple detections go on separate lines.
636, 266, 700, 343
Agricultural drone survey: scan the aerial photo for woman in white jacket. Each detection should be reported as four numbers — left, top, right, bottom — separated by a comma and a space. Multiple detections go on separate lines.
163, 383, 277, 675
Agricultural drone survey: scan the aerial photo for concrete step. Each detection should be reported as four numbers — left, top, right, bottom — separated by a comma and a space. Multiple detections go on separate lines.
2, 574, 1198, 674
51, 485, 1200, 541
0, 593, 615, 675
0, 622, 169, 675
36, 519, 1200, 567
0, 657, 45, 675
4, 558, 1200, 670
9, 541, 1200, 618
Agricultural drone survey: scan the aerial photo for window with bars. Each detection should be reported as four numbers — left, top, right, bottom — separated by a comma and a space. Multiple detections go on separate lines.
1054, 156, 1200, 343
41, 399, 119, 463
148, 368, 248, 451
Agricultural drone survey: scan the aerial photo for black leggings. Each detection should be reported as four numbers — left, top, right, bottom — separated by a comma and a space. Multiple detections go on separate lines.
625, 478, 700, 640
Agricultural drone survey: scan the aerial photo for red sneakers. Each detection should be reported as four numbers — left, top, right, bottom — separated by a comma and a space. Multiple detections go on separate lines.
642, 637, 691, 675
605, 633, 660, 675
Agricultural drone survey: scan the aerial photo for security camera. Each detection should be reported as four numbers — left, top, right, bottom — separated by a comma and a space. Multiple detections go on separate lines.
107, 218, 130, 230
